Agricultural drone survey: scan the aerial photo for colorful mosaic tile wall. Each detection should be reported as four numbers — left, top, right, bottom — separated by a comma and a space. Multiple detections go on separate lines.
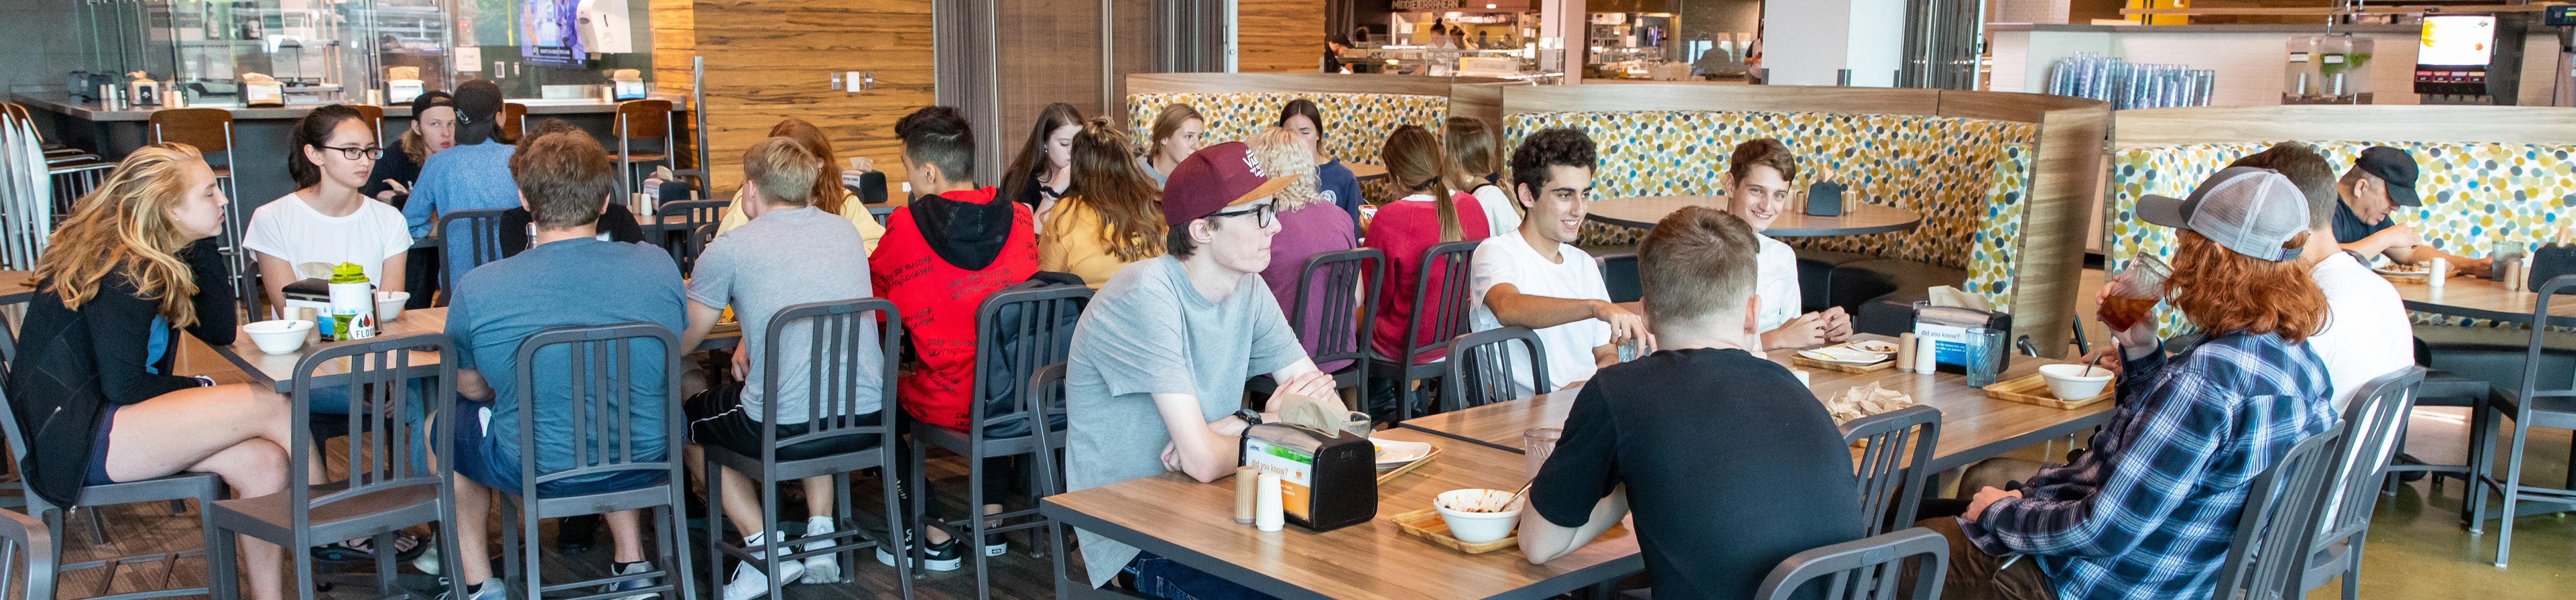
2107, 141, 2576, 333
1502, 110, 2041, 310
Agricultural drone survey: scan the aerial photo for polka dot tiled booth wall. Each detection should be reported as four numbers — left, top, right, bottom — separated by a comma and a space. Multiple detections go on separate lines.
2108, 141, 2576, 334
1502, 111, 2041, 310
1129, 92, 1449, 204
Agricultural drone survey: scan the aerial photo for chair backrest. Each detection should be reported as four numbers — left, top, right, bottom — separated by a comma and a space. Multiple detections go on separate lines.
2211, 425, 2346, 600
2517, 275, 2576, 404
349, 103, 386, 147
616, 100, 674, 141
499, 103, 527, 144
681, 222, 719, 273
0, 508, 55, 600
661, 199, 728, 227
1401, 240, 1484, 362
1443, 326, 1547, 413
2313, 366, 2423, 547
509, 323, 685, 493
1753, 526, 1948, 600
760, 299, 902, 455
435, 208, 510, 304
1288, 248, 1385, 370
971, 284, 1091, 436
289, 332, 457, 514
1843, 405, 1941, 537
148, 108, 233, 152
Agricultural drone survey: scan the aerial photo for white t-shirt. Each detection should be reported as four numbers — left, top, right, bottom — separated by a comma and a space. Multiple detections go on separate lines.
241, 192, 415, 284
1466, 183, 1518, 238
1467, 233, 1610, 398
1754, 233, 1800, 333
2309, 251, 2413, 410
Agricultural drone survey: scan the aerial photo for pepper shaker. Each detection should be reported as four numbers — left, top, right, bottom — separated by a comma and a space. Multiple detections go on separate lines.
1233, 466, 1257, 525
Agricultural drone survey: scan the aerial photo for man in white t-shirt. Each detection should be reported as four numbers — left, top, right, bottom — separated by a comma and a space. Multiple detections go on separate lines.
1724, 139, 1851, 350
2232, 143, 2410, 409
1468, 128, 1649, 398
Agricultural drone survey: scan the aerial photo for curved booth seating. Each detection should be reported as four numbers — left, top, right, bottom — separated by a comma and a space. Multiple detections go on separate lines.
1498, 84, 2107, 355
1125, 73, 1519, 204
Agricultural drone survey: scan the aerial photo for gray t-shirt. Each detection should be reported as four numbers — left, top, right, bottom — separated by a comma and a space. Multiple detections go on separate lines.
1065, 255, 1305, 586
687, 206, 880, 423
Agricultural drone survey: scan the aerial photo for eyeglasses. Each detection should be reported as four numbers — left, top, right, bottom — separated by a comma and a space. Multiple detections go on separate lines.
1208, 203, 1277, 228
316, 145, 384, 160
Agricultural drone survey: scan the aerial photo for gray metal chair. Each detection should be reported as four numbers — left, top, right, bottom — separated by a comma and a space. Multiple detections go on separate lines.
0, 384, 238, 600
700, 298, 913, 600
653, 200, 727, 271
432, 208, 509, 307
209, 332, 464, 600
2303, 366, 2425, 600
1751, 527, 1947, 600
1368, 240, 1481, 421
1033, 365, 1144, 600
0, 508, 56, 600
2466, 274, 2576, 568
2210, 425, 2346, 600
1251, 248, 1384, 397
683, 222, 720, 275
1443, 325, 1548, 413
911, 285, 1085, 600
1842, 405, 1939, 537
495, 323, 698, 600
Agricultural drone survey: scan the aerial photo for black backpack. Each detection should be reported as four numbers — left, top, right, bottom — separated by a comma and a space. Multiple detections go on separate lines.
974, 272, 1088, 438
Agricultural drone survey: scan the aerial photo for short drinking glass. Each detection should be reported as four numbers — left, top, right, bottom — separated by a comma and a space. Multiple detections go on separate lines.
1523, 427, 1562, 476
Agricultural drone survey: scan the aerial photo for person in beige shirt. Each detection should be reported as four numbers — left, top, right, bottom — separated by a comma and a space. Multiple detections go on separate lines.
713, 118, 886, 253
1038, 118, 1167, 287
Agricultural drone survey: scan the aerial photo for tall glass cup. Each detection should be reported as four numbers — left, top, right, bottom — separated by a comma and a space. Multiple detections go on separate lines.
1964, 327, 2007, 387
2099, 254, 2171, 333
1523, 428, 1562, 476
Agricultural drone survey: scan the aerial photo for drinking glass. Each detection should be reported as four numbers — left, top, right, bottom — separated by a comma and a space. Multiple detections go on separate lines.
1964, 327, 2007, 388
1523, 428, 1562, 476
2099, 254, 2171, 333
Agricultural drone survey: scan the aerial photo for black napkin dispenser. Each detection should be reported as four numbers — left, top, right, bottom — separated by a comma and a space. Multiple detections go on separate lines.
1805, 181, 1848, 216
2529, 244, 2576, 294
1240, 423, 1377, 532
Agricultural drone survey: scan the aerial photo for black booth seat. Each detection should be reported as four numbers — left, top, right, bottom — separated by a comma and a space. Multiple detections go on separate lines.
1788, 247, 1969, 337
2413, 323, 2576, 394
1793, 249, 1879, 313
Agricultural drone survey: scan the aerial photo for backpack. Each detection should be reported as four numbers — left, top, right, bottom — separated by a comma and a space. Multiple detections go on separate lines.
974, 271, 1088, 438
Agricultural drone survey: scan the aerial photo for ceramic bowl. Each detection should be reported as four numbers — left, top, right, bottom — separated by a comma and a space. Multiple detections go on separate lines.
2038, 363, 2114, 400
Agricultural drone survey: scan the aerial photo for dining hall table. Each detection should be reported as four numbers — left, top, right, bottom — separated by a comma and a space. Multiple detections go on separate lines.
213, 307, 740, 393
2389, 273, 2576, 328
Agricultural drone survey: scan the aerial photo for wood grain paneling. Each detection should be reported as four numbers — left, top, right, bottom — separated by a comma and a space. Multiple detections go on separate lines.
1501, 84, 1949, 116
1236, 0, 1328, 73
2113, 105, 2576, 150
1444, 81, 1516, 136
2016, 105, 2110, 358
650, 0, 695, 92
690, 0, 936, 197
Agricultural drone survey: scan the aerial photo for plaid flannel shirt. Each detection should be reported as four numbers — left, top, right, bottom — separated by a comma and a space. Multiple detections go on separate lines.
1961, 332, 2336, 600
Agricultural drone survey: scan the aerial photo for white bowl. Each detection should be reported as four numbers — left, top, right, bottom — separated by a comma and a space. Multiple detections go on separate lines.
2038, 363, 2114, 400
375, 291, 410, 323
1433, 488, 1522, 544
244, 320, 315, 354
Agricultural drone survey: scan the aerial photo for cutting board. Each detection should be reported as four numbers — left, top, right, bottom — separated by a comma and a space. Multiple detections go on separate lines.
1375, 443, 1441, 484
1387, 507, 1629, 554
1983, 373, 2112, 409
1792, 353, 1896, 374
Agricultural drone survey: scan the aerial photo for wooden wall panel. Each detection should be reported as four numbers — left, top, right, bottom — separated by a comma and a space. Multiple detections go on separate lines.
1237, 0, 1327, 73
2014, 105, 2110, 358
691, 0, 936, 197
650, 0, 695, 92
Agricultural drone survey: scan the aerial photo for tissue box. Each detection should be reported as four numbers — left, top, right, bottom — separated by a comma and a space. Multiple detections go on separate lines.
1910, 303, 2011, 375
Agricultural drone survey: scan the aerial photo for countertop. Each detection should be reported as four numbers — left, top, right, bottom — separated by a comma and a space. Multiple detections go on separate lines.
1987, 22, 2423, 34
11, 91, 689, 122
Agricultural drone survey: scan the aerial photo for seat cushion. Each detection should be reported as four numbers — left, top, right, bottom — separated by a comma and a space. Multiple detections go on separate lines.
1796, 249, 1877, 313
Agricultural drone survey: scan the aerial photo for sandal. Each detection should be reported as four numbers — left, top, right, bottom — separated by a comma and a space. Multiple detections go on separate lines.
312, 531, 429, 563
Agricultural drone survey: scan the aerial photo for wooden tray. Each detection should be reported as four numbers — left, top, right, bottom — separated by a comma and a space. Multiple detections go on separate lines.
1983, 373, 2111, 409
1375, 443, 1442, 484
1792, 352, 1896, 374
1387, 507, 1630, 554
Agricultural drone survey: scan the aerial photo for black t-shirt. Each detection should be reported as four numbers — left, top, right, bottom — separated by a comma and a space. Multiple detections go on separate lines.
1529, 348, 1863, 600
2329, 199, 2389, 245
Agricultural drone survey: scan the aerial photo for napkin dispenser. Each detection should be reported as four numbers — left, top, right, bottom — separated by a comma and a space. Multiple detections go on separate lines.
2529, 244, 2576, 293
1910, 304, 2011, 375
281, 278, 333, 314
1240, 423, 1377, 532
1804, 181, 1847, 216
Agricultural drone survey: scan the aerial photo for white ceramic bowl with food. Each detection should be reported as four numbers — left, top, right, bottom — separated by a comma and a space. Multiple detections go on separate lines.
2038, 363, 2114, 400
1434, 488, 1523, 544
244, 319, 315, 354
375, 291, 410, 323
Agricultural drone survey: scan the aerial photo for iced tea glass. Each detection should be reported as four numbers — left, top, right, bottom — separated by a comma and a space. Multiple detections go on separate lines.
2099, 254, 2171, 333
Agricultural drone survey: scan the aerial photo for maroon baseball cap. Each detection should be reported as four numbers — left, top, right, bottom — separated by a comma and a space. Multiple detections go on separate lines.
1161, 141, 1298, 226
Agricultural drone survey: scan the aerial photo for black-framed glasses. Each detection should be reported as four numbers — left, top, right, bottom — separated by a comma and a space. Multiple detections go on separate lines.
317, 145, 384, 160
1209, 203, 1277, 228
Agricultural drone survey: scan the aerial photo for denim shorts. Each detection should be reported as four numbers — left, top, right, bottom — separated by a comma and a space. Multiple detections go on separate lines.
1124, 551, 1279, 600
84, 405, 121, 486
443, 398, 667, 497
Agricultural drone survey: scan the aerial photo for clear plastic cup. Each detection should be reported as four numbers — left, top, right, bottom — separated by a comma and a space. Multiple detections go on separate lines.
1523, 427, 1562, 476
2100, 254, 2171, 332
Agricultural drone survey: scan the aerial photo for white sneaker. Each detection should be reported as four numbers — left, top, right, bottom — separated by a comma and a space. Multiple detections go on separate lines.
800, 517, 842, 583
720, 561, 805, 600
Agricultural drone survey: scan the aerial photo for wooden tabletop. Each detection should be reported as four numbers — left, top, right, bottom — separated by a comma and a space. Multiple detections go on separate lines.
2390, 274, 2576, 328
1040, 427, 1642, 600
0, 270, 35, 304
1399, 337, 2113, 475
216, 307, 738, 393
1345, 162, 1387, 182
1584, 196, 1924, 237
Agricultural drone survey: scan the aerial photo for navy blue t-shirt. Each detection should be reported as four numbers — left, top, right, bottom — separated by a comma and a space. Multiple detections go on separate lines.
447, 237, 686, 488
2329, 200, 2390, 245
1318, 159, 1363, 220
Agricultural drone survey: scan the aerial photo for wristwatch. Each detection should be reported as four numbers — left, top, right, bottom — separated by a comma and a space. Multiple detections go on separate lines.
191, 375, 219, 387
1233, 409, 1263, 426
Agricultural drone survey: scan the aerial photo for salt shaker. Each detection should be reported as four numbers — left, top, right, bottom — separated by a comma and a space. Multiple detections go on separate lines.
1255, 473, 1285, 532
2429, 258, 2449, 288
1914, 336, 1939, 375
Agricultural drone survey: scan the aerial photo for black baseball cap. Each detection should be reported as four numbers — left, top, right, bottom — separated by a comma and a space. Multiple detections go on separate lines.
408, 90, 454, 115
2353, 146, 2421, 206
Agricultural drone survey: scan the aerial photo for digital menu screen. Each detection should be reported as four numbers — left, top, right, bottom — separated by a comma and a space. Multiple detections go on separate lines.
2417, 15, 2495, 67
519, 0, 586, 67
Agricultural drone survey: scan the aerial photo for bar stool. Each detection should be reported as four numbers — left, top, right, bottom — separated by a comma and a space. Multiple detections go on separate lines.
147, 108, 250, 310
1367, 240, 1482, 422
348, 103, 386, 148
614, 100, 676, 204
910, 284, 1087, 600
499, 102, 527, 144
495, 323, 698, 600
0, 386, 240, 600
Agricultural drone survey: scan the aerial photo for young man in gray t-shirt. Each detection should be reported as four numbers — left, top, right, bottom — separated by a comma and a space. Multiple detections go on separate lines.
1064, 142, 1339, 596
676, 138, 880, 600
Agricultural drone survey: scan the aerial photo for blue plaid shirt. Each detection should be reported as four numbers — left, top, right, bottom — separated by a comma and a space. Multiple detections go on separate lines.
1962, 331, 2336, 600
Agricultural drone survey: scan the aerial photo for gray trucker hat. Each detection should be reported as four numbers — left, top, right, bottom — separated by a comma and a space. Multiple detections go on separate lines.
2137, 166, 2308, 262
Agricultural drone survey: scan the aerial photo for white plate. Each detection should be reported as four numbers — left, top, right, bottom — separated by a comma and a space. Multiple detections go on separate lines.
1370, 437, 1433, 467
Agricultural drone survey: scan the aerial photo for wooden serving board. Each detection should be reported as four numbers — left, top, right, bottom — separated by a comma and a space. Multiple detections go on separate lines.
1375, 443, 1442, 484
1983, 373, 2112, 409
1791, 353, 1896, 374
1387, 507, 1630, 555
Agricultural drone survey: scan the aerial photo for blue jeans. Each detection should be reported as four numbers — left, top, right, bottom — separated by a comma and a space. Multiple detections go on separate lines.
1124, 552, 1278, 600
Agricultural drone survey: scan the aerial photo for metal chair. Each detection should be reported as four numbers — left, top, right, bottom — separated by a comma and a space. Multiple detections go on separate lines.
148, 108, 251, 310
682, 222, 720, 274
0, 508, 56, 600
1251, 248, 1384, 399
1367, 240, 1482, 421
1033, 365, 1139, 600
2303, 366, 2425, 600
348, 103, 386, 148
1750, 527, 1947, 600
2378, 337, 2487, 499
911, 285, 1087, 600
209, 332, 464, 600
1442, 326, 1548, 413
0, 385, 239, 600
654, 199, 727, 270
702, 298, 914, 600
1842, 405, 1939, 537
614, 100, 676, 203
2210, 426, 2346, 600
2467, 274, 2576, 567
499, 102, 527, 144
495, 323, 698, 600
433, 208, 509, 306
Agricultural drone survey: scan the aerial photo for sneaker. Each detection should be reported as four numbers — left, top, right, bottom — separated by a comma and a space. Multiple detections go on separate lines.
437, 577, 506, 600
601, 560, 660, 600
413, 545, 442, 576
719, 560, 805, 600
874, 534, 963, 572
982, 532, 1007, 558
800, 517, 842, 583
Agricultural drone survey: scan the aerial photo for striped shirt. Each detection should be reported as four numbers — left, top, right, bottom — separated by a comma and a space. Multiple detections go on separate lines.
1962, 331, 2336, 600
